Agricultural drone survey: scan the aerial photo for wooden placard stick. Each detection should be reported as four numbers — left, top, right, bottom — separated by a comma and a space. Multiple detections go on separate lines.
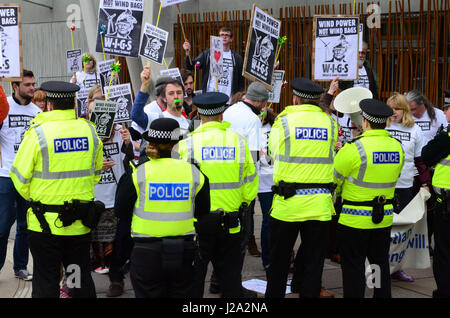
177, 4, 192, 65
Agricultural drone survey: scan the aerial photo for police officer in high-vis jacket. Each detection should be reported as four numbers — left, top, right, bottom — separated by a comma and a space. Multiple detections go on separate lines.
114, 118, 210, 298
421, 91, 450, 298
266, 78, 338, 298
334, 99, 404, 298
176, 92, 258, 298
10, 81, 104, 298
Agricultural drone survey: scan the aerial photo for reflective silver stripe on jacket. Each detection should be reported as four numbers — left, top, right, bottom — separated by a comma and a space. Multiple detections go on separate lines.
439, 159, 450, 167
343, 139, 397, 189
187, 133, 251, 190
133, 162, 198, 223
10, 166, 32, 184
275, 115, 335, 164
33, 123, 99, 180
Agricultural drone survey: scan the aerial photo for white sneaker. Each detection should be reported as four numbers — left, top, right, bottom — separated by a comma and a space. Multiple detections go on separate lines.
94, 266, 109, 274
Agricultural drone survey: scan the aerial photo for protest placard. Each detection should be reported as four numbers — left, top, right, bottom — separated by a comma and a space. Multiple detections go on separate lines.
161, 0, 189, 8
90, 100, 119, 139
103, 83, 133, 123
210, 36, 223, 80
160, 67, 185, 93
0, 4, 22, 81
242, 5, 280, 90
98, 59, 119, 89
67, 49, 82, 74
95, 0, 144, 58
313, 15, 359, 81
76, 87, 90, 118
268, 70, 285, 103
139, 23, 168, 65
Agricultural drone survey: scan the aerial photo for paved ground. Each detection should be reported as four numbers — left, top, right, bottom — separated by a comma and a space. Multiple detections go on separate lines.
0, 199, 437, 299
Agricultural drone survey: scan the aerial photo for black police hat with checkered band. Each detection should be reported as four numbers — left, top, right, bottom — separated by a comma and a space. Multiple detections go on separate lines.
142, 118, 182, 144
291, 77, 324, 100
193, 92, 229, 116
359, 98, 393, 124
40, 81, 80, 100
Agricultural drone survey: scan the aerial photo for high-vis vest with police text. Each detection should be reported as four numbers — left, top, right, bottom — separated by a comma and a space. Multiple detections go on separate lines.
432, 132, 450, 190
131, 158, 204, 238
334, 129, 404, 229
268, 105, 338, 222
10, 109, 103, 235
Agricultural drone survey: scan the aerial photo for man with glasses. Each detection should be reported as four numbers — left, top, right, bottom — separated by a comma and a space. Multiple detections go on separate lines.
183, 27, 245, 103
339, 41, 379, 100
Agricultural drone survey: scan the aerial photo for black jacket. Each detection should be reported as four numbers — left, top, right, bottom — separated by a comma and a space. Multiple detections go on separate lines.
421, 128, 450, 167
184, 49, 245, 96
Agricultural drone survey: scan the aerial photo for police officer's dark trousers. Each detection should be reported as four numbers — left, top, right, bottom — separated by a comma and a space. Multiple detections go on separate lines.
130, 238, 197, 298
265, 217, 330, 298
432, 200, 450, 297
193, 229, 243, 297
337, 224, 391, 298
27, 231, 96, 298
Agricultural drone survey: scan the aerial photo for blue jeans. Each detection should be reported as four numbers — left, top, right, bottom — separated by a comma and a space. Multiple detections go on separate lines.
0, 177, 30, 272
258, 192, 273, 267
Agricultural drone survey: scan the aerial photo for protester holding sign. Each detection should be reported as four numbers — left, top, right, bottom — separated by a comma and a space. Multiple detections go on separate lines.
339, 41, 379, 100
71, 53, 100, 89
183, 26, 245, 102
386, 92, 432, 283
0, 70, 40, 282
131, 65, 190, 137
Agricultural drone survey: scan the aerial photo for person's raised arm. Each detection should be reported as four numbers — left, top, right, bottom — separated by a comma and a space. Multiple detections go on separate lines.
131, 66, 152, 130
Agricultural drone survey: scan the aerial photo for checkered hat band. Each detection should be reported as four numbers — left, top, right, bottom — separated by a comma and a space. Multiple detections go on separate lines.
445, 97, 450, 105
361, 111, 388, 123
46, 92, 76, 99
197, 105, 226, 116
293, 89, 322, 100
147, 128, 178, 140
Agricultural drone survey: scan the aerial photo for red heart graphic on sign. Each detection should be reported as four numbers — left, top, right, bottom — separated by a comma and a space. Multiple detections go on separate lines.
214, 50, 221, 62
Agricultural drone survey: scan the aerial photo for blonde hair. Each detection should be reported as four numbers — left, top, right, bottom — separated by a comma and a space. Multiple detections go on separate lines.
88, 85, 103, 104
387, 92, 415, 128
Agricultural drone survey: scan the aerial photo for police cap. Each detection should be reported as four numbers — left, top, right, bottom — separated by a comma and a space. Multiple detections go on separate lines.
359, 98, 393, 123
142, 118, 182, 144
40, 81, 80, 100
193, 92, 229, 116
291, 77, 324, 100
444, 89, 450, 109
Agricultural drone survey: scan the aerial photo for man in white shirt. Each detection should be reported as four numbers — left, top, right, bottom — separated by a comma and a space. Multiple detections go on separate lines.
131, 66, 190, 138
223, 82, 268, 160
0, 70, 41, 281
223, 81, 268, 276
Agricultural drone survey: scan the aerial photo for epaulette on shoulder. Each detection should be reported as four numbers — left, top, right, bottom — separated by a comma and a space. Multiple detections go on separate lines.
79, 117, 96, 127
346, 134, 363, 144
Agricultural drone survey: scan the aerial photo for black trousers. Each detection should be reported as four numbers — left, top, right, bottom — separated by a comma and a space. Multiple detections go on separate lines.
265, 217, 330, 298
193, 230, 243, 298
27, 230, 96, 298
108, 218, 134, 283
336, 224, 392, 298
130, 239, 197, 298
432, 200, 450, 297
